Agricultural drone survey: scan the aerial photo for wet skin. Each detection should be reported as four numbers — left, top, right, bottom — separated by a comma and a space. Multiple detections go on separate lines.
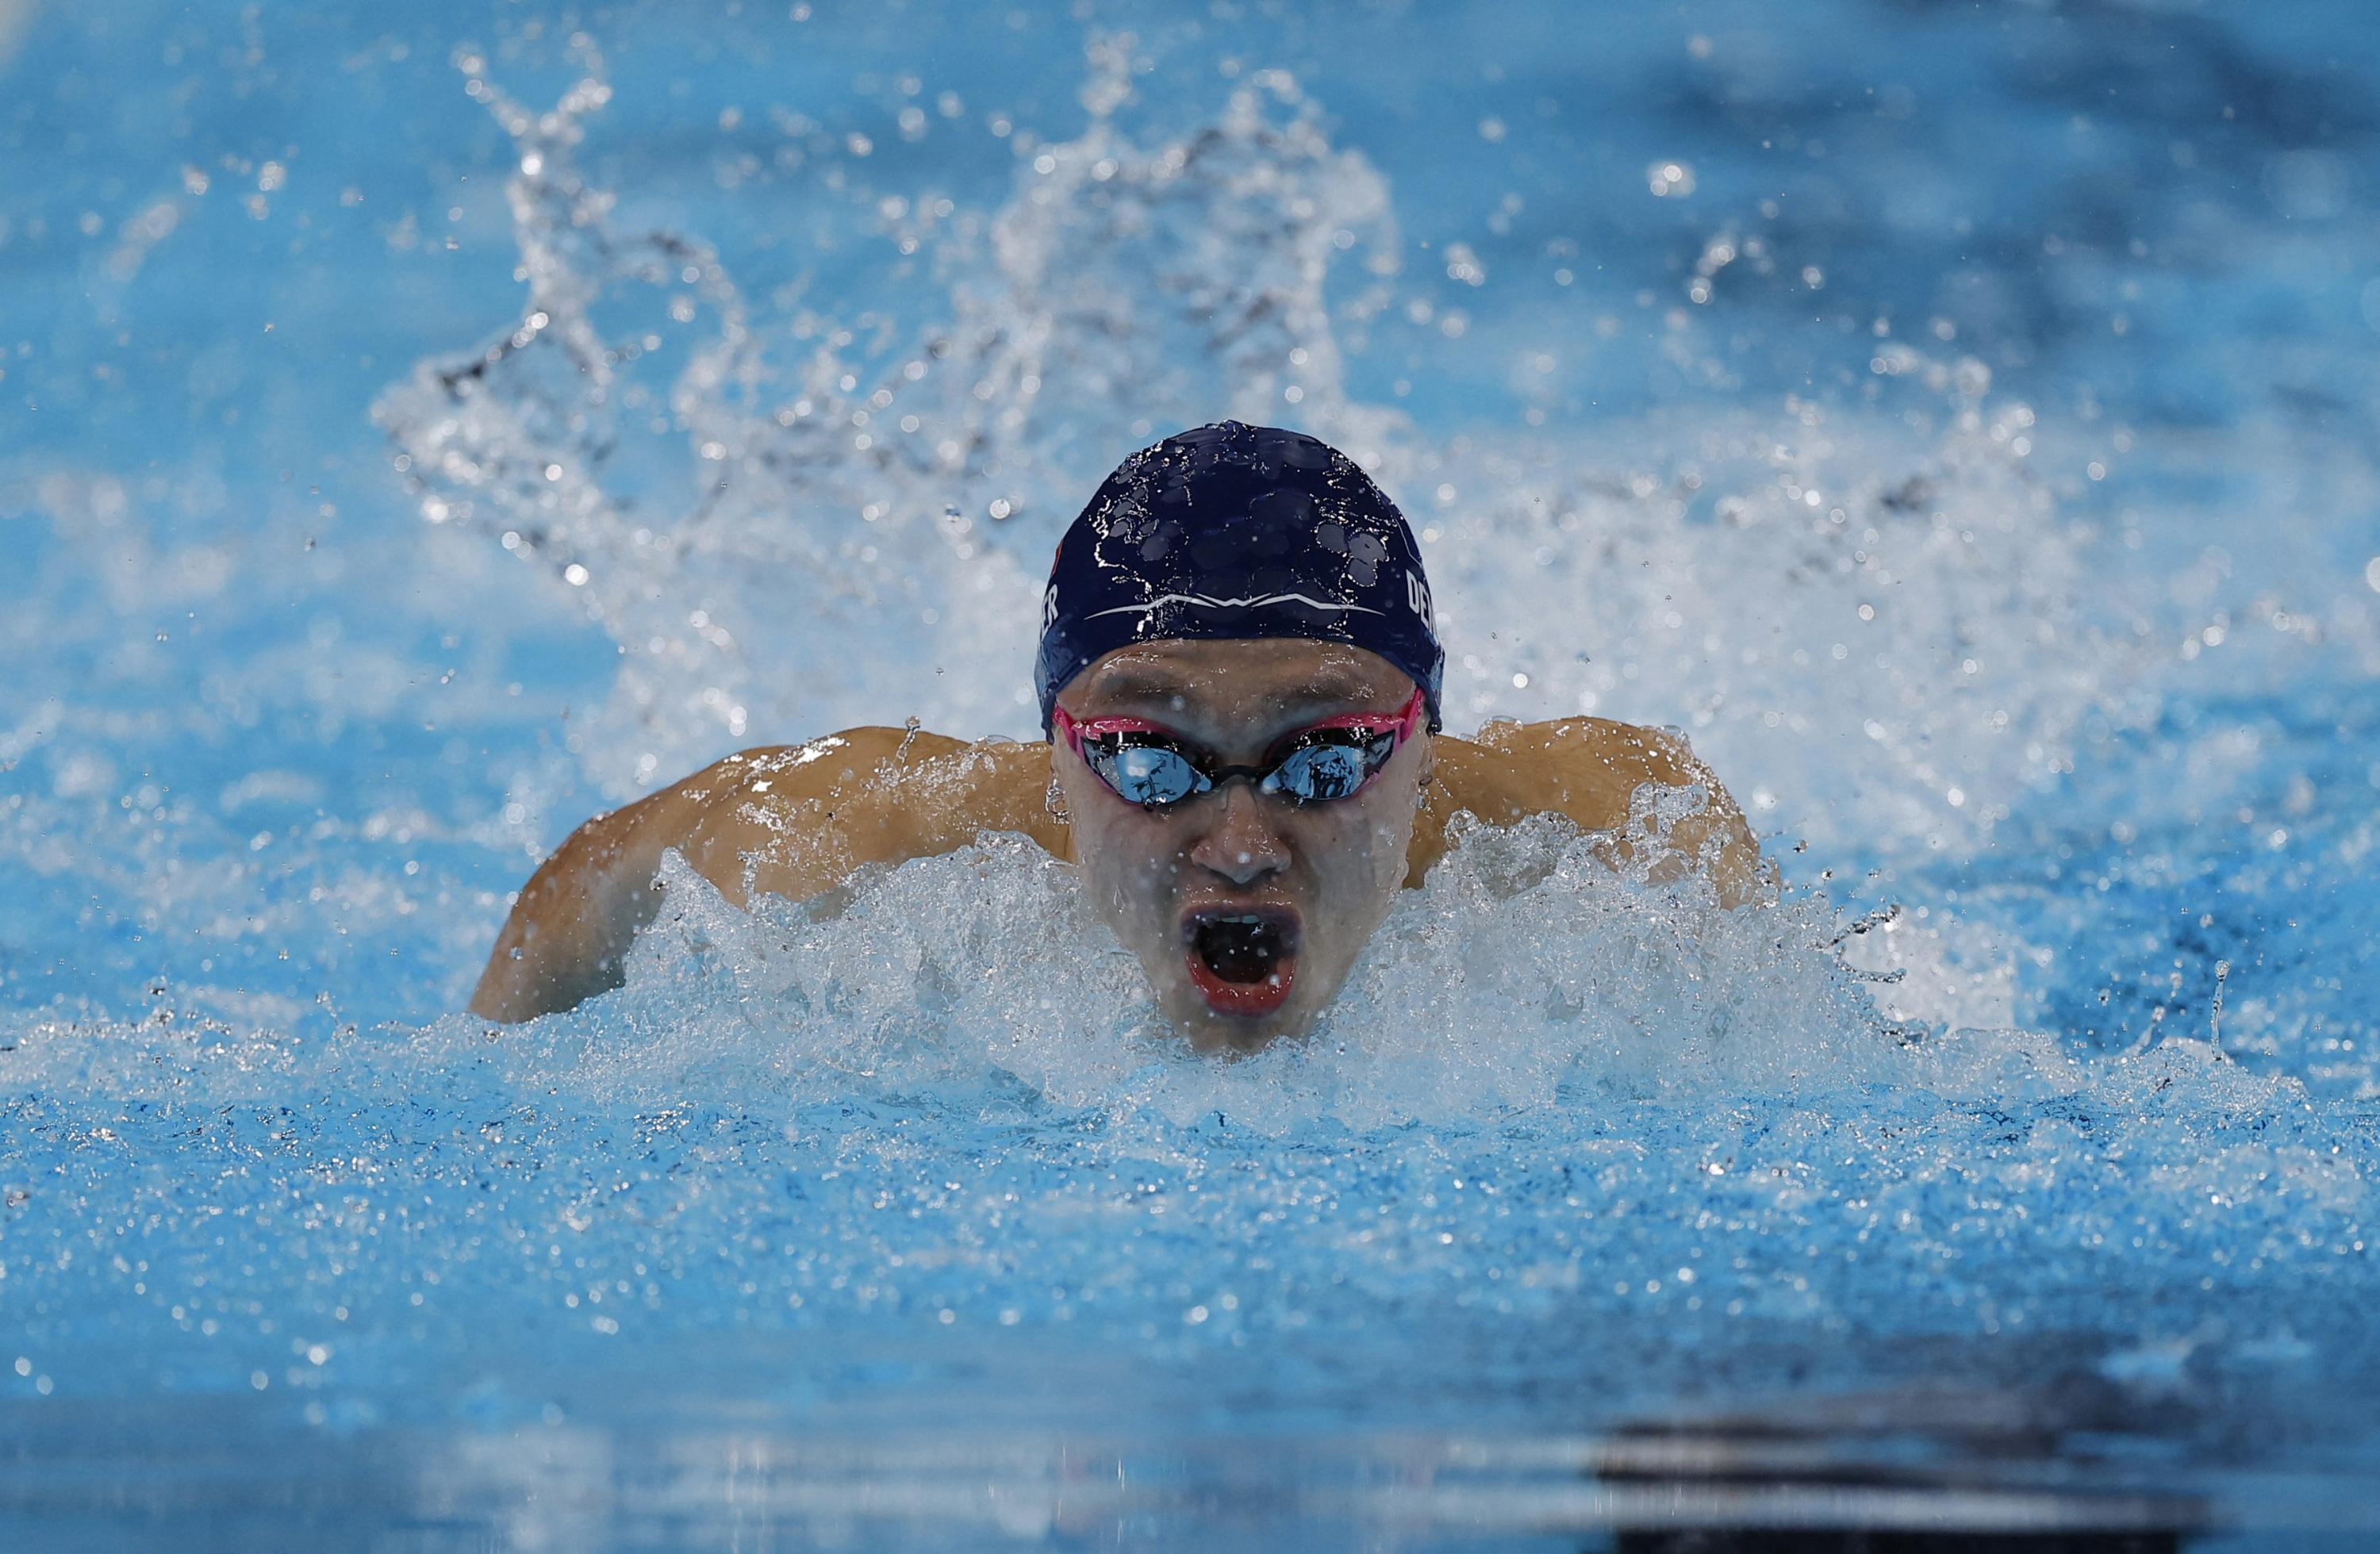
470, 639, 1767, 1040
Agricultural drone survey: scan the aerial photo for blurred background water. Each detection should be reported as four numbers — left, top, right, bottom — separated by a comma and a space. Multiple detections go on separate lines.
2, 1, 2377, 1547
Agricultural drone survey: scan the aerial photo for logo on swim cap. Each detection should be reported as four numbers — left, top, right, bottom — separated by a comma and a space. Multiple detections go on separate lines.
1035, 421, 1445, 732
1405, 570, 1434, 628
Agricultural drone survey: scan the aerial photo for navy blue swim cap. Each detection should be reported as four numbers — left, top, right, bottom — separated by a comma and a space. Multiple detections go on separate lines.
1035, 421, 1445, 733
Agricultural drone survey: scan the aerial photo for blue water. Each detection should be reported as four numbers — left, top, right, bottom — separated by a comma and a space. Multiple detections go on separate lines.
3, 1, 2378, 1545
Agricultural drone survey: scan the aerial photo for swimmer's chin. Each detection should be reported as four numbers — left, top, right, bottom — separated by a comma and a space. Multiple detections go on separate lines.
1177, 1019, 1296, 1057
1162, 993, 1323, 1056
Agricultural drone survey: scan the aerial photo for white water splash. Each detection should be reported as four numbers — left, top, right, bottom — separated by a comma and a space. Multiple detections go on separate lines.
374, 44, 2139, 880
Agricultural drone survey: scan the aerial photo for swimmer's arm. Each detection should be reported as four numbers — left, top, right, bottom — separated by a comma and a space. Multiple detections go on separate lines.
467, 777, 710, 1023
1418, 717, 1769, 907
468, 729, 1062, 1023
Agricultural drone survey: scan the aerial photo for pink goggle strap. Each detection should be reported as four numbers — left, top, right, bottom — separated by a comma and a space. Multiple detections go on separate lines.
1051, 688, 1426, 759
1292, 688, 1429, 746
1050, 706, 1172, 756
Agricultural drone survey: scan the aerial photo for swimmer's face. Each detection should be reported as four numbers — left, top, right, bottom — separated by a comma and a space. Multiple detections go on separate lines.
1051, 639, 1432, 1053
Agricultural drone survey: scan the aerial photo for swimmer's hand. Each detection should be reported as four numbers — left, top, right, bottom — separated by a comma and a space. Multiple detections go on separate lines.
467, 727, 1064, 1023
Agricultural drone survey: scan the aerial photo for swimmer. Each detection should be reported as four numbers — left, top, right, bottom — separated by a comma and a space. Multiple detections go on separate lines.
471, 421, 1765, 1048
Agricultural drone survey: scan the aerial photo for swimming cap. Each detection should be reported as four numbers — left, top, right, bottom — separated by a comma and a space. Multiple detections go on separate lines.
1035, 421, 1445, 732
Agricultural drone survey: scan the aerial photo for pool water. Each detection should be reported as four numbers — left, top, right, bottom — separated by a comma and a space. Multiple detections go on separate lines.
2, 1, 2377, 1546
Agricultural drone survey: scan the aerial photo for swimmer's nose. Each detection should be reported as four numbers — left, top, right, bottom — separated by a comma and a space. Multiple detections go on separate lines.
1188, 782, 1290, 885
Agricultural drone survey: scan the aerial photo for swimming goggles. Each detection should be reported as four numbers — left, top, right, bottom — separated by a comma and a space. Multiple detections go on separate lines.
1052, 689, 1427, 811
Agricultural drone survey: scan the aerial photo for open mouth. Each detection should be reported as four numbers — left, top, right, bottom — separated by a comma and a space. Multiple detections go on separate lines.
1181, 909, 1300, 1018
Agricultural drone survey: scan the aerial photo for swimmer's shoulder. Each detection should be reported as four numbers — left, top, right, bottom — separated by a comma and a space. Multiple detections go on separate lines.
685, 726, 1044, 800
1431, 715, 1712, 830
1420, 716, 1764, 904
674, 727, 1063, 895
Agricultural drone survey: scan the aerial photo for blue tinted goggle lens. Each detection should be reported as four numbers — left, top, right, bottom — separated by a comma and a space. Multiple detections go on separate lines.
1104, 743, 1202, 806
1264, 739, 1375, 802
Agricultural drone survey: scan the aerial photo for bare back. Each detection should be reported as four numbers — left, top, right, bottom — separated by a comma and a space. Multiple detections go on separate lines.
469, 719, 1763, 1022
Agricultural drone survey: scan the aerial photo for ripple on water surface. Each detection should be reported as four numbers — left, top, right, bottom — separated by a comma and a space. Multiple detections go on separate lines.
5, 823, 2372, 1483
